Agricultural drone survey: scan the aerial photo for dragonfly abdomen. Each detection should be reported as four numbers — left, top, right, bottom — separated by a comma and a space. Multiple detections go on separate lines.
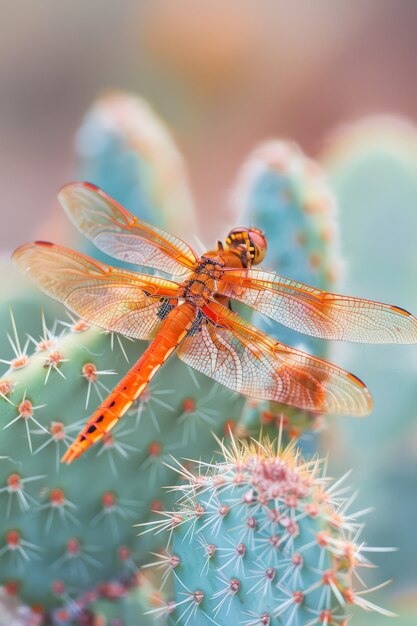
61, 302, 198, 464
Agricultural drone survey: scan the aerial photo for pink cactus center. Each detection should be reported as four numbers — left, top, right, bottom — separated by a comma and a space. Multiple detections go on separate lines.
7, 473, 21, 491
292, 553, 303, 567
102, 491, 116, 508
66, 538, 80, 555
260, 614, 271, 626
246, 516, 257, 529
103, 432, 114, 447
45, 351, 64, 368
229, 578, 240, 593
236, 543, 246, 556
265, 567, 276, 581
36, 338, 55, 352
50, 422, 65, 440
166, 601, 176, 614
305, 502, 319, 517
194, 503, 205, 517
316, 531, 331, 547
5, 580, 19, 596
205, 544, 216, 557
49, 488, 65, 507
55, 609, 70, 621
320, 610, 333, 622
6, 530, 20, 548
72, 320, 89, 333
218, 504, 229, 517
262, 459, 288, 482
182, 397, 196, 413
193, 590, 204, 604
268, 534, 281, 549
18, 399, 33, 418
52, 580, 66, 595
342, 587, 355, 604
150, 499, 163, 512
148, 441, 162, 457
287, 520, 299, 536
285, 495, 299, 508
11, 355, 30, 370
322, 570, 337, 586
245, 455, 312, 504
169, 554, 180, 568
82, 362, 97, 382
0, 380, 13, 395
118, 546, 131, 561
99, 581, 125, 599
293, 591, 304, 604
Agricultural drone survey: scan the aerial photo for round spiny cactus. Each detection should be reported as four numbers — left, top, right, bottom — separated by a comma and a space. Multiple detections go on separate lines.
142, 434, 394, 625
232, 140, 341, 446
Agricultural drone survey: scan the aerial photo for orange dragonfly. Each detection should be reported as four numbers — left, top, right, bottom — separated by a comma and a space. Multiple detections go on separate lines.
13, 182, 417, 463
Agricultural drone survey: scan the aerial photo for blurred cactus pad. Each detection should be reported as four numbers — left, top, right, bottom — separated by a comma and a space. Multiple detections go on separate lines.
74, 91, 197, 256
0, 572, 160, 626
233, 141, 339, 443
142, 435, 393, 625
0, 311, 243, 616
321, 117, 417, 591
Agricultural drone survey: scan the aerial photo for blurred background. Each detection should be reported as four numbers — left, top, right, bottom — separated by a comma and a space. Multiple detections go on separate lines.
2, 0, 417, 248
1, 1, 417, 623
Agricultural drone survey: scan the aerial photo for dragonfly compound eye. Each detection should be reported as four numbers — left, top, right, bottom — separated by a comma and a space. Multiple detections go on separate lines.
225, 227, 267, 265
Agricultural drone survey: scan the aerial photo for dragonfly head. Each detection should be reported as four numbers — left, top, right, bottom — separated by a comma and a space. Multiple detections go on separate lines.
225, 227, 267, 266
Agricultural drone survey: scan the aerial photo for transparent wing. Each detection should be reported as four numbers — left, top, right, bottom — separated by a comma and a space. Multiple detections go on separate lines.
13, 242, 180, 340
177, 301, 372, 416
59, 182, 198, 276
218, 268, 417, 344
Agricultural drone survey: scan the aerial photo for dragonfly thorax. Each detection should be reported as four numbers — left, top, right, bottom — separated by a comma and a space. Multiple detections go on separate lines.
179, 256, 225, 306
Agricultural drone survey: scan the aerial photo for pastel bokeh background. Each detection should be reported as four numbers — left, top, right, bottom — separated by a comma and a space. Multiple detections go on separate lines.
2, 0, 417, 249
1, 1, 417, 624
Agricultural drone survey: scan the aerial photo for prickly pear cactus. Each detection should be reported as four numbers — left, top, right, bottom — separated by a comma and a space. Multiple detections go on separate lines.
0, 312, 243, 616
0, 91, 241, 617
142, 436, 393, 625
233, 142, 340, 444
